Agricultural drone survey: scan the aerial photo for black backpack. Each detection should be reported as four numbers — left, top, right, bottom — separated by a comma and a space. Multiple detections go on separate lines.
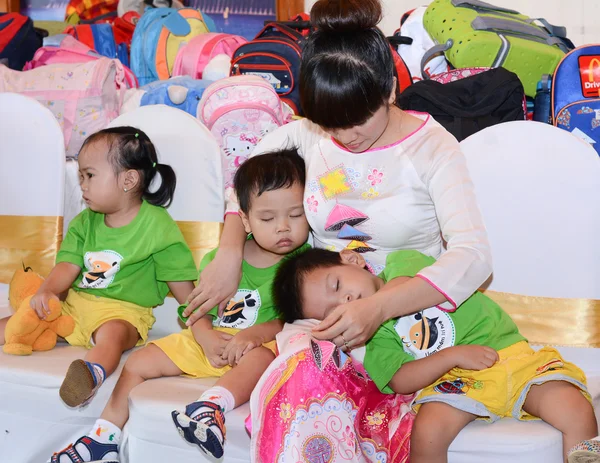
398, 67, 525, 141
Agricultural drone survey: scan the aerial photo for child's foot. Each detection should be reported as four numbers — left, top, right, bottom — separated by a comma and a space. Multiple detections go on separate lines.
50, 436, 118, 463
60, 360, 105, 407
569, 439, 600, 463
171, 401, 226, 458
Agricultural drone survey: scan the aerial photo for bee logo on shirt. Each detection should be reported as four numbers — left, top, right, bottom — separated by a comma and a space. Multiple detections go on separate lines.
394, 307, 456, 359
79, 250, 123, 289
214, 289, 261, 329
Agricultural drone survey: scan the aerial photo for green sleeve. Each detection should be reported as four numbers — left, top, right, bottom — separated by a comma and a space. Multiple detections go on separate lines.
382, 250, 436, 281
153, 223, 199, 282
55, 210, 87, 267
364, 324, 414, 394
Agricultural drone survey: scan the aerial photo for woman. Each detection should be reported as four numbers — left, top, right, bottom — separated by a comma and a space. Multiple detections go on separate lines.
185, 0, 491, 460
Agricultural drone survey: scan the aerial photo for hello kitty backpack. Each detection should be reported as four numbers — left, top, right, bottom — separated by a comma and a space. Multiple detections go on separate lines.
198, 75, 293, 188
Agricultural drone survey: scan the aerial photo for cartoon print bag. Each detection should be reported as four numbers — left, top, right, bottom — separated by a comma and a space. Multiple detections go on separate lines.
552, 45, 600, 155
0, 58, 128, 157
198, 75, 292, 189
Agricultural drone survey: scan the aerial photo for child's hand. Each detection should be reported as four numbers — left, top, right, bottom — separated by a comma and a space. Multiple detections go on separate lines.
451, 345, 499, 371
29, 290, 58, 320
198, 330, 233, 369
222, 330, 264, 366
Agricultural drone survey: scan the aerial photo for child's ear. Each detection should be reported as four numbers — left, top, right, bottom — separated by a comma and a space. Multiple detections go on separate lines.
122, 169, 140, 192
339, 249, 366, 268
239, 211, 252, 234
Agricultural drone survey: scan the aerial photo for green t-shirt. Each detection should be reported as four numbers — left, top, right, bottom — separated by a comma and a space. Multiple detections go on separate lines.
364, 250, 525, 394
205, 242, 311, 329
56, 201, 198, 308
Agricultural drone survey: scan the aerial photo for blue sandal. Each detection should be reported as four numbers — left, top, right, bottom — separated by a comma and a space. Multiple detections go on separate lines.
50, 436, 119, 463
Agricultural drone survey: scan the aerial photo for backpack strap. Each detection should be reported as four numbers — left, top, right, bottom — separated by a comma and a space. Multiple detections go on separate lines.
256, 22, 304, 42
421, 39, 454, 79
451, 0, 519, 14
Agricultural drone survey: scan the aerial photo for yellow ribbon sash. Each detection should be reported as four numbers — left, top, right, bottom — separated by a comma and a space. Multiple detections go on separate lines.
176, 221, 222, 269
482, 290, 600, 348
0, 215, 63, 283
0, 216, 222, 284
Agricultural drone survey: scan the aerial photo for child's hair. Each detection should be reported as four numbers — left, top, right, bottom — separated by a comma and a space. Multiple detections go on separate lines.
80, 126, 177, 207
273, 248, 343, 323
234, 147, 306, 214
300, 0, 395, 129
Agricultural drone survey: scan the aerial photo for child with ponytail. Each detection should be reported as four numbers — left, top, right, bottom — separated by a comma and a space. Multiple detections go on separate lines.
0, 127, 198, 415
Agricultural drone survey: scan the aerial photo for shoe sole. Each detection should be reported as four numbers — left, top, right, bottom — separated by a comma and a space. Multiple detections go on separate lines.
60, 360, 95, 407
569, 451, 600, 463
189, 420, 224, 459
171, 410, 195, 444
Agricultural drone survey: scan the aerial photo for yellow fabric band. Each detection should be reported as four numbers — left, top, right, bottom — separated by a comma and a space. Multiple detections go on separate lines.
482, 290, 600, 348
0, 215, 63, 283
176, 221, 222, 270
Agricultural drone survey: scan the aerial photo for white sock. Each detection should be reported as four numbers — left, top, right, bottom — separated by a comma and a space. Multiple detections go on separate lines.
195, 386, 236, 415
88, 418, 121, 445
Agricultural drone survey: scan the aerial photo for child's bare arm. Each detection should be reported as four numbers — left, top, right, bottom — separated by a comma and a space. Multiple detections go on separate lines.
222, 320, 284, 367
191, 316, 232, 368
30, 262, 80, 319
389, 345, 499, 395
167, 280, 195, 305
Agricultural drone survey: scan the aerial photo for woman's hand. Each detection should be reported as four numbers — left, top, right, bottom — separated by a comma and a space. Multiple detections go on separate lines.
311, 294, 385, 350
183, 248, 243, 326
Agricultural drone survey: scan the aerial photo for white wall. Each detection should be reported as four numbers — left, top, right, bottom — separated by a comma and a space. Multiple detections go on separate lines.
304, 0, 600, 46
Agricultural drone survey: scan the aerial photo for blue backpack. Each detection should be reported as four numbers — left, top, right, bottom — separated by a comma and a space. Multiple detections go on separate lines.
139, 76, 212, 117
65, 23, 130, 67
0, 13, 43, 70
552, 45, 600, 155
130, 8, 215, 86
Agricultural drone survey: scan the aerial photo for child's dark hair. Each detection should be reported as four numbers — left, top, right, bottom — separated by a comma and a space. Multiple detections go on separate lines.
234, 148, 305, 214
80, 126, 176, 207
300, 0, 395, 129
273, 248, 343, 323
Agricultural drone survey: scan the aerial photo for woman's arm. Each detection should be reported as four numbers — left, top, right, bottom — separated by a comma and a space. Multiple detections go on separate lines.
184, 213, 246, 325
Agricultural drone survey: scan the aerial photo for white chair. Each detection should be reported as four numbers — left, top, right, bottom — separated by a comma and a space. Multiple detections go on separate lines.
0, 93, 67, 461
0, 104, 225, 463
0, 93, 65, 316
448, 121, 600, 463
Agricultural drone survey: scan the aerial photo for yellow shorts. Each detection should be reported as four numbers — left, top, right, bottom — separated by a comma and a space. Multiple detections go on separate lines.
61, 289, 155, 349
151, 327, 277, 378
415, 341, 590, 422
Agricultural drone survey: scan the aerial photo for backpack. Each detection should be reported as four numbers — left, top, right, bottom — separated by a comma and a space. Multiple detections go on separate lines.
230, 22, 306, 116
64, 23, 130, 66
198, 75, 292, 188
121, 76, 211, 117
173, 32, 247, 79
130, 8, 214, 86
398, 67, 526, 142
552, 45, 600, 155
0, 58, 128, 157
23, 34, 137, 88
65, 0, 119, 23
389, 6, 450, 82
0, 13, 43, 70
422, 0, 574, 97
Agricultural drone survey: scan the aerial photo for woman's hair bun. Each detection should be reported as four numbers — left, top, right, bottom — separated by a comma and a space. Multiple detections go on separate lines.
310, 0, 382, 33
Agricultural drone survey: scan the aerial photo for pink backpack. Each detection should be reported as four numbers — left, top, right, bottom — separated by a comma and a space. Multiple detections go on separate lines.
0, 58, 128, 157
24, 35, 138, 88
173, 32, 247, 79
198, 75, 292, 188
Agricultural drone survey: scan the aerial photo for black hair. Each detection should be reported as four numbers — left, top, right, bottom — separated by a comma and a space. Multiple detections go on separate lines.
273, 248, 343, 323
79, 126, 176, 208
233, 147, 305, 214
300, 0, 395, 129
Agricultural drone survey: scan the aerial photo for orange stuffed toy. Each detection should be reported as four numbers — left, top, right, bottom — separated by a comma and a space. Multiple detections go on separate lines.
3, 266, 75, 356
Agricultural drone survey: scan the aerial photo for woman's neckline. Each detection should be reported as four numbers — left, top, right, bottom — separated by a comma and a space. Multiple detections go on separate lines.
331, 110, 430, 154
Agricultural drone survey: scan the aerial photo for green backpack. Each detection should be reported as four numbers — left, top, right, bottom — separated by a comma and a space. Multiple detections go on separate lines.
422, 0, 573, 96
